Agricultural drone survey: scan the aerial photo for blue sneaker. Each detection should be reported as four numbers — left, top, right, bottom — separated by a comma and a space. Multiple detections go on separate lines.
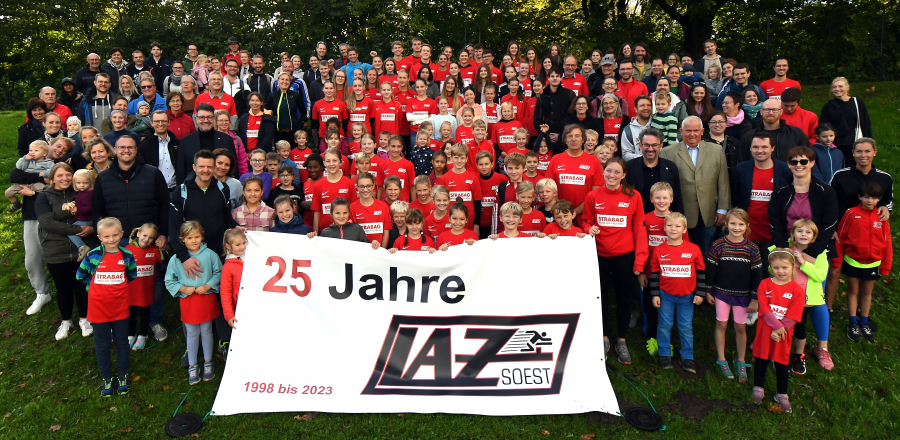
101, 378, 115, 397
117, 375, 130, 395
188, 366, 200, 385
203, 361, 215, 382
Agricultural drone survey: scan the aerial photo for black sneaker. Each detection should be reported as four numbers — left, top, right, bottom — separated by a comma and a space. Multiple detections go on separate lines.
181, 349, 190, 369
791, 353, 806, 375
868, 319, 878, 332
679, 358, 697, 374
860, 323, 875, 343
847, 323, 861, 342
218, 341, 230, 361
5, 202, 22, 214
659, 355, 673, 369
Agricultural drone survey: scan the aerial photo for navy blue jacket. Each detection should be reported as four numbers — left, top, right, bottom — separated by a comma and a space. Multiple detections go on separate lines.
730, 159, 793, 210
271, 215, 312, 235
92, 157, 171, 237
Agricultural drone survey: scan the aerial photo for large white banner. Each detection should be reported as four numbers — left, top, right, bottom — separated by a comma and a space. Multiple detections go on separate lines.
212, 232, 619, 416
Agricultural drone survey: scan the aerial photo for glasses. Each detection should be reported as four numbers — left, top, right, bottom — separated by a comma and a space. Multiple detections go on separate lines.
196, 115, 214, 120
117, 146, 136, 151
709, 120, 727, 125
141, 85, 155, 89
788, 159, 810, 166
250, 159, 265, 163
358, 184, 375, 190
641, 143, 661, 148
761, 108, 782, 113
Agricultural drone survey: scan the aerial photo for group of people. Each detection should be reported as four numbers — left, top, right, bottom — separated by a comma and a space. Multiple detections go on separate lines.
12, 36, 893, 412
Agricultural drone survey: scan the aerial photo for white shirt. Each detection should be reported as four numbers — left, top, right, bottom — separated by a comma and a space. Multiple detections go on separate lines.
157, 134, 176, 188
223, 76, 250, 97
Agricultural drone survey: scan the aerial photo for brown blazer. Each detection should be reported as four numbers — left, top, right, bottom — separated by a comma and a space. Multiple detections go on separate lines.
659, 141, 730, 228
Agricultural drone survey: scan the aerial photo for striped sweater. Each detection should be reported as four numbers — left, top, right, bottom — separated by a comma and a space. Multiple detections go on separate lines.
75, 246, 138, 288
705, 237, 763, 299
650, 112, 679, 146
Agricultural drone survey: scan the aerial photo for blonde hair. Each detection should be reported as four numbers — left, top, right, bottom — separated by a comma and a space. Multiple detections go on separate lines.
499, 102, 515, 119
222, 228, 248, 256
473, 119, 486, 129
584, 129, 599, 140
450, 143, 468, 157
431, 184, 450, 200
414, 175, 431, 188
654, 92, 671, 104
664, 212, 688, 229
390, 200, 409, 214
790, 218, 819, 242
769, 248, 797, 271
536, 178, 558, 195
505, 152, 526, 168
649, 181, 674, 199
28, 140, 50, 155
516, 180, 536, 196
723, 208, 751, 236
323, 147, 343, 162
179, 220, 205, 242
499, 201, 523, 217
129, 222, 159, 243
72, 169, 95, 190
275, 140, 291, 151
97, 217, 122, 234
831, 76, 850, 94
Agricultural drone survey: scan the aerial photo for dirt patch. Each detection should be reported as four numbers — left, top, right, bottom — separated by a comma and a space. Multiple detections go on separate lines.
660, 391, 731, 422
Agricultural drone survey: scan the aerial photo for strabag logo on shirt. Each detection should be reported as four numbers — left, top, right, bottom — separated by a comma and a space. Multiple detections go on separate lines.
94, 271, 126, 285
750, 190, 772, 202
136, 265, 155, 277
558, 174, 586, 186
659, 265, 692, 278
362, 314, 578, 396
449, 191, 473, 201
499, 135, 514, 144
648, 234, 666, 246
350, 114, 367, 122
359, 223, 384, 234
596, 215, 627, 228
381, 113, 396, 121
769, 304, 787, 320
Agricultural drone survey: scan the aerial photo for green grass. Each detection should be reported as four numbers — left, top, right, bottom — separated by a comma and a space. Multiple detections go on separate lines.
1, 82, 899, 439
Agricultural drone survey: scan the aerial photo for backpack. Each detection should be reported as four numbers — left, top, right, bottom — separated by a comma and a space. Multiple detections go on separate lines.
173, 180, 229, 222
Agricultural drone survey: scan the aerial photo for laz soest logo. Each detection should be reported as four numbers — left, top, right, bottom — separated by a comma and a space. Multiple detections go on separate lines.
362, 315, 578, 396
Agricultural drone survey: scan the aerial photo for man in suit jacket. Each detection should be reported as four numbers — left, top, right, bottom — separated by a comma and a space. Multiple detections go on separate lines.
137, 110, 181, 190
659, 116, 730, 258
625, 127, 684, 214
175, 103, 236, 184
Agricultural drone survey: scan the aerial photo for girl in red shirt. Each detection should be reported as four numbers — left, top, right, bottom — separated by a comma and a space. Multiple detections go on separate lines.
516, 181, 546, 236
410, 175, 436, 216
301, 153, 324, 227
373, 83, 403, 135
350, 172, 392, 247
425, 185, 453, 242
312, 81, 348, 140
364, 70, 381, 101
311, 148, 358, 232
348, 78, 376, 131
332, 70, 349, 101
389, 208, 434, 252
440, 77, 463, 114
500, 79, 525, 122
492, 102, 524, 156
434, 197, 479, 250
220, 228, 246, 333
124, 223, 163, 351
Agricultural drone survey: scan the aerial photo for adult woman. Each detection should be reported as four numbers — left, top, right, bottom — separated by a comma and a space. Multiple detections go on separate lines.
67, 128, 98, 171
163, 61, 188, 95
456, 87, 486, 124
41, 112, 83, 160
497, 66, 518, 100
18, 98, 47, 156
538, 56, 555, 84
819, 77, 873, 163
238, 92, 276, 156
364, 69, 381, 100
702, 111, 740, 174
720, 91, 752, 139
618, 43, 633, 63
213, 148, 244, 209
499, 78, 524, 122
472, 65, 494, 103
312, 81, 348, 141
351, 67, 366, 85
548, 44, 563, 67
371, 56, 385, 76
83, 139, 115, 178
446, 62, 463, 93
685, 83, 716, 123
581, 59, 597, 89
119, 75, 138, 102
381, 59, 398, 87
705, 63, 724, 98
215, 110, 249, 175
417, 65, 441, 99
432, 54, 450, 83
57, 78, 82, 112
582, 157, 647, 364
598, 93, 631, 146
266, 72, 305, 146
407, 79, 438, 143
562, 95, 601, 134
741, 88, 763, 120
36, 163, 98, 340
666, 53, 680, 69
440, 77, 463, 114
165, 92, 195, 139
523, 79, 544, 137
721, 58, 737, 88
347, 78, 376, 133
591, 77, 628, 118
180, 75, 199, 115
525, 47, 539, 78
332, 70, 349, 101
652, 78, 681, 111
506, 41, 522, 63
291, 56, 304, 80
665, 66, 690, 101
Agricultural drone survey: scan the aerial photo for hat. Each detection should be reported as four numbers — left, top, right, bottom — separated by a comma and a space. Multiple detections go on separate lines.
61, 77, 75, 86
600, 54, 616, 66
227, 36, 239, 44
137, 101, 151, 109
682, 63, 695, 72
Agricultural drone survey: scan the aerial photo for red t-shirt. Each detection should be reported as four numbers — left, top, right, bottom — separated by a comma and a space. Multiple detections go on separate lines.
436, 229, 479, 247
748, 166, 775, 242
500, 94, 525, 122
393, 234, 435, 251
483, 103, 499, 134
86, 250, 133, 323
425, 211, 452, 240
393, 88, 415, 135
497, 231, 525, 238
303, 179, 319, 226
428, 139, 443, 151
436, 169, 483, 229
519, 208, 547, 236
373, 100, 403, 135
466, 139, 495, 170
363, 88, 381, 101
311, 176, 358, 231
537, 151, 553, 176
753, 278, 806, 364
603, 117, 623, 141
458, 64, 477, 87
290, 147, 313, 183
524, 96, 539, 137
759, 78, 801, 101
492, 120, 524, 154
379, 73, 399, 89
245, 113, 263, 151
377, 158, 416, 201
581, 186, 649, 271
650, 241, 705, 296
456, 125, 475, 146
523, 173, 542, 186
312, 99, 349, 139
125, 244, 162, 308
348, 97, 376, 126
196, 92, 237, 116
410, 199, 436, 216
432, 67, 449, 83
644, 212, 690, 273
478, 172, 509, 229
350, 199, 392, 243
548, 151, 603, 210
560, 73, 589, 96
543, 223, 584, 236
407, 97, 438, 131
351, 155, 383, 180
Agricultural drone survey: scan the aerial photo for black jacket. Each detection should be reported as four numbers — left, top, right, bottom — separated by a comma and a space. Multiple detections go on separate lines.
819, 97, 873, 147
73, 65, 101, 95
17, 120, 43, 157
560, 114, 602, 137
829, 166, 894, 214
100, 60, 129, 94
237, 112, 277, 153
176, 129, 236, 184
137, 131, 181, 171
307, 79, 328, 106
768, 177, 839, 257
625, 157, 684, 214
9, 168, 47, 221
730, 159, 793, 210
145, 56, 173, 90
169, 176, 238, 261
738, 120, 810, 163
92, 157, 171, 238
266, 89, 308, 133
533, 85, 575, 136
36, 186, 98, 264
246, 72, 273, 102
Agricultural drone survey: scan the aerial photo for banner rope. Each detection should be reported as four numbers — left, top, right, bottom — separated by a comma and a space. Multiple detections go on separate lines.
606, 366, 667, 432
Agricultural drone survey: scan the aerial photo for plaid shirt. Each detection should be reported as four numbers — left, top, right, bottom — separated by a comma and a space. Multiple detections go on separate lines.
232, 203, 276, 231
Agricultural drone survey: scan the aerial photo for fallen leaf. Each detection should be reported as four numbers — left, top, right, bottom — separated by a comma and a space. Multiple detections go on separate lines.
132, 376, 141, 383
147, 404, 154, 409
767, 403, 784, 413
3, 413, 9, 418
118, 427, 133, 433
192, 434, 200, 438
580, 434, 596, 440
162, 385, 170, 391
0, 310, 8, 316
1, 331, 12, 338
882, 277, 895, 285
397, 414, 404, 417
16, 382, 26, 389
542, 430, 550, 435
158, 354, 172, 364
79, 396, 87, 402
293, 412, 317, 421
49, 425, 61, 432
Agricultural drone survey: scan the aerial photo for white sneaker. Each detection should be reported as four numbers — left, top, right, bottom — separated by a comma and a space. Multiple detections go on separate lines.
55, 320, 73, 340
26, 294, 52, 315
128, 336, 135, 348
78, 318, 93, 337
132, 335, 147, 351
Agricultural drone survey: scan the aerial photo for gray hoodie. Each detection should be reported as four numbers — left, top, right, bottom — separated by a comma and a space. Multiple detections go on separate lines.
621, 117, 652, 162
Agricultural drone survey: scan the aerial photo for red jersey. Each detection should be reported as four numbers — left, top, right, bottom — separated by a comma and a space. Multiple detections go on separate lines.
373, 100, 403, 135
86, 250, 134, 323
393, 88, 415, 135
536, 151, 553, 176
518, 77, 533, 97
837, 205, 893, 275
748, 166, 774, 242
523, 173, 542, 186
432, 67, 449, 83
302, 179, 319, 226
312, 99, 349, 139
290, 147, 313, 182
456, 125, 475, 146
348, 96, 376, 126
410, 199, 436, 216
650, 241, 705, 296
429, 139, 443, 151
524, 96, 539, 137
244, 113, 263, 151
436, 170, 483, 229
759, 78, 801, 101
436, 229, 479, 247
488, 65, 503, 83
311, 176, 358, 231
458, 64, 477, 87
497, 231, 525, 238
393, 234, 435, 251
466, 138, 495, 170
644, 212, 690, 273
321, 153, 351, 179
548, 151, 603, 210
425, 211, 452, 240
407, 97, 438, 131
483, 103, 499, 134
614, 80, 648, 118
753, 278, 806, 364
351, 155, 383, 180
411, 60, 437, 77
379, 73, 399, 89
543, 223, 584, 236
196, 92, 237, 116
125, 243, 162, 307
397, 56, 416, 73
519, 208, 547, 236
478, 172, 509, 229
603, 117, 624, 141
500, 94, 525, 122
364, 88, 381, 101
348, 140, 361, 156
492, 120, 524, 154
377, 158, 416, 201
581, 186, 649, 271
350, 199, 392, 243
560, 73, 589, 96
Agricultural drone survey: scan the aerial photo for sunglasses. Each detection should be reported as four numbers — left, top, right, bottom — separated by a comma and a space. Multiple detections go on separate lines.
141, 85, 155, 89
788, 159, 810, 166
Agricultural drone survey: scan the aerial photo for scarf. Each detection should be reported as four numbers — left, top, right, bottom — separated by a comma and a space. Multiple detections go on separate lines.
170, 74, 184, 86
726, 109, 745, 127
742, 102, 762, 120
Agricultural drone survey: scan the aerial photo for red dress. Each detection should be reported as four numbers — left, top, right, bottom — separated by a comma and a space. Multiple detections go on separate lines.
125, 243, 162, 307
752, 278, 806, 364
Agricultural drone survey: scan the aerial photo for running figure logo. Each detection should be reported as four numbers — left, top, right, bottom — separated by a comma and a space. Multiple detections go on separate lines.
500, 330, 553, 354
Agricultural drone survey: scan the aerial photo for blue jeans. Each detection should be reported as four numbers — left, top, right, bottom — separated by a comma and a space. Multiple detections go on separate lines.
657, 290, 695, 359
149, 266, 166, 327
689, 223, 716, 260
68, 220, 91, 248
92, 318, 130, 381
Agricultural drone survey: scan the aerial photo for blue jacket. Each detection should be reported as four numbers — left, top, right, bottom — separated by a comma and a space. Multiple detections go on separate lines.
340, 61, 373, 74
715, 79, 766, 110
730, 159, 793, 210
811, 143, 845, 183
127, 93, 167, 115
271, 215, 312, 234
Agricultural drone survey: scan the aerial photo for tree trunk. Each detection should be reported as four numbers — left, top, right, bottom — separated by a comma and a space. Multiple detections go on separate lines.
680, 14, 714, 55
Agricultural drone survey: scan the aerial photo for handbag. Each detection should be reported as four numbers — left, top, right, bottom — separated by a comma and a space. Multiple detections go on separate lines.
853, 97, 864, 140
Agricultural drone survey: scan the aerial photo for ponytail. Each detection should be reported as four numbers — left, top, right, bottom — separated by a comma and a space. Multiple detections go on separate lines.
449, 197, 469, 219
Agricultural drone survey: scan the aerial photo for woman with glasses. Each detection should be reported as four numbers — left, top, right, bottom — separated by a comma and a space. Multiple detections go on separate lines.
702, 111, 740, 174
163, 61, 189, 95
266, 72, 306, 147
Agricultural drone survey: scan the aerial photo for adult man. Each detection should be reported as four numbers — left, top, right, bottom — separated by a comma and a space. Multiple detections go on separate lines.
127, 77, 167, 115
410, 37, 424, 63
632, 43, 651, 81
473, 43, 484, 65
303, 54, 320, 87
315, 41, 332, 67
137, 110, 180, 189
73, 53, 102, 95
560, 56, 589, 96
625, 127, 683, 214
411, 44, 435, 76
246, 55, 273, 102
589, 55, 617, 98
533, 68, 575, 145
183, 44, 200, 71
615, 60, 649, 118
340, 46, 373, 73
517, 60, 533, 97
696, 39, 722, 80
715, 63, 766, 109
126, 50, 151, 83
731, 132, 793, 265
39, 86, 74, 122
239, 50, 252, 79
223, 58, 250, 97
641, 58, 665, 91
196, 72, 238, 128
79, 72, 118, 126
146, 42, 173, 90
333, 43, 350, 69
103, 109, 140, 145
780, 87, 818, 145
659, 116, 730, 258
100, 47, 128, 93
621, 95, 654, 161
175, 103, 236, 183
223, 36, 241, 67
308, 62, 332, 103
739, 99, 809, 162
759, 57, 801, 101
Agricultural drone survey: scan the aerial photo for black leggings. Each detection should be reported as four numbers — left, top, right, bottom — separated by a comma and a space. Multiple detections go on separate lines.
128, 306, 150, 336
598, 253, 638, 340
754, 358, 790, 395
47, 261, 87, 321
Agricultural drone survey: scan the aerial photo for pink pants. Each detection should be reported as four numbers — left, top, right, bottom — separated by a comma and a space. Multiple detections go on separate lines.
715, 298, 748, 324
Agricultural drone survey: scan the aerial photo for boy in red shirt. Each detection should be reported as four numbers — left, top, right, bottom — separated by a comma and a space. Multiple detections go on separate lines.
376, 135, 416, 202
466, 120, 495, 170
543, 200, 587, 237
641, 182, 687, 343
476, 151, 508, 238
289, 130, 314, 183
523, 152, 542, 185
435, 143, 483, 232
516, 181, 546, 236
489, 202, 529, 239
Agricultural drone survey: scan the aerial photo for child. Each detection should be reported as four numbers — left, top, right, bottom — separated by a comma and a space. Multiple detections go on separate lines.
377, 131, 391, 160
240, 149, 273, 201
232, 177, 275, 231
410, 175, 436, 216
490, 201, 526, 239
132, 101, 153, 138
466, 119, 494, 170
220, 229, 246, 348
601, 137, 618, 157
301, 153, 324, 228
6, 140, 53, 214
75, 217, 137, 397
482, 84, 500, 135
376, 135, 416, 202
271, 195, 313, 234
192, 54, 210, 90
351, 173, 392, 247
838, 181, 892, 343
437, 121, 456, 146
60, 169, 95, 261
318, 119, 348, 153
543, 200, 586, 238
680, 64, 703, 87
536, 178, 558, 225
476, 151, 509, 238
389, 208, 434, 252
429, 150, 449, 185
594, 143, 614, 167
492, 102, 522, 157
434, 198, 479, 250
516, 181, 545, 236
165, 221, 223, 385
584, 129, 599, 155
382, 176, 403, 207
387, 200, 410, 246
419, 120, 442, 151
706, 208, 762, 381
323, 129, 352, 177
67, 116, 82, 134
352, 153, 374, 180
310, 198, 369, 242
275, 140, 301, 185
425, 185, 452, 241
651, 94, 679, 146
311, 148, 357, 232
455, 107, 476, 145
649, 212, 704, 373
352, 134, 383, 178
811, 123, 845, 184
265, 152, 281, 191
289, 130, 313, 183
523, 152, 541, 185
784, 219, 831, 373
410, 131, 435, 177
435, 143, 483, 232
752, 249, 806, 413
266, 166, 304, 209
535, 134, 554, 177
348, 122, 366, 159
495, 152, 526, 211
125, 223, 163, 351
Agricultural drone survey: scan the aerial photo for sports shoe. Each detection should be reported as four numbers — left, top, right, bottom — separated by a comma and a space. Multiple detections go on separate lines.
202, 361, 215, 382
752, 386, 765, 404
615, 341, 632, 365
6, 201, 22, 214
716, 360, 734, 379
860, 323, 875, 343
127, 336, 135, 348
188, 366, 200, 385
847, 323, 861, 342
151, 324, 168, 341
218, 341, 230, 361
774, 394, 792, 413
791, 353, 806, 375
679, 358, 697, 374
26, 293, 52, 315
132, 335, 147, 351
659, 356, 673, 369
78, 318, 93, 337
181, 350, 190, 369
813, 348, 834, 371
629, 310, 640, 328
733, 359, 749, 383
77, 245, 90, 262
55, 320, 74, 340
117, 375, 130, 395
101, 378, 115, 397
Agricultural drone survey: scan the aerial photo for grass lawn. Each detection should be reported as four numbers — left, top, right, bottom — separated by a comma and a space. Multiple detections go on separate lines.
0, 82, 898, 439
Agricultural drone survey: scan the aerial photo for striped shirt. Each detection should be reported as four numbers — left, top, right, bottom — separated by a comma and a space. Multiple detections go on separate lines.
705, 237, 763, 301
